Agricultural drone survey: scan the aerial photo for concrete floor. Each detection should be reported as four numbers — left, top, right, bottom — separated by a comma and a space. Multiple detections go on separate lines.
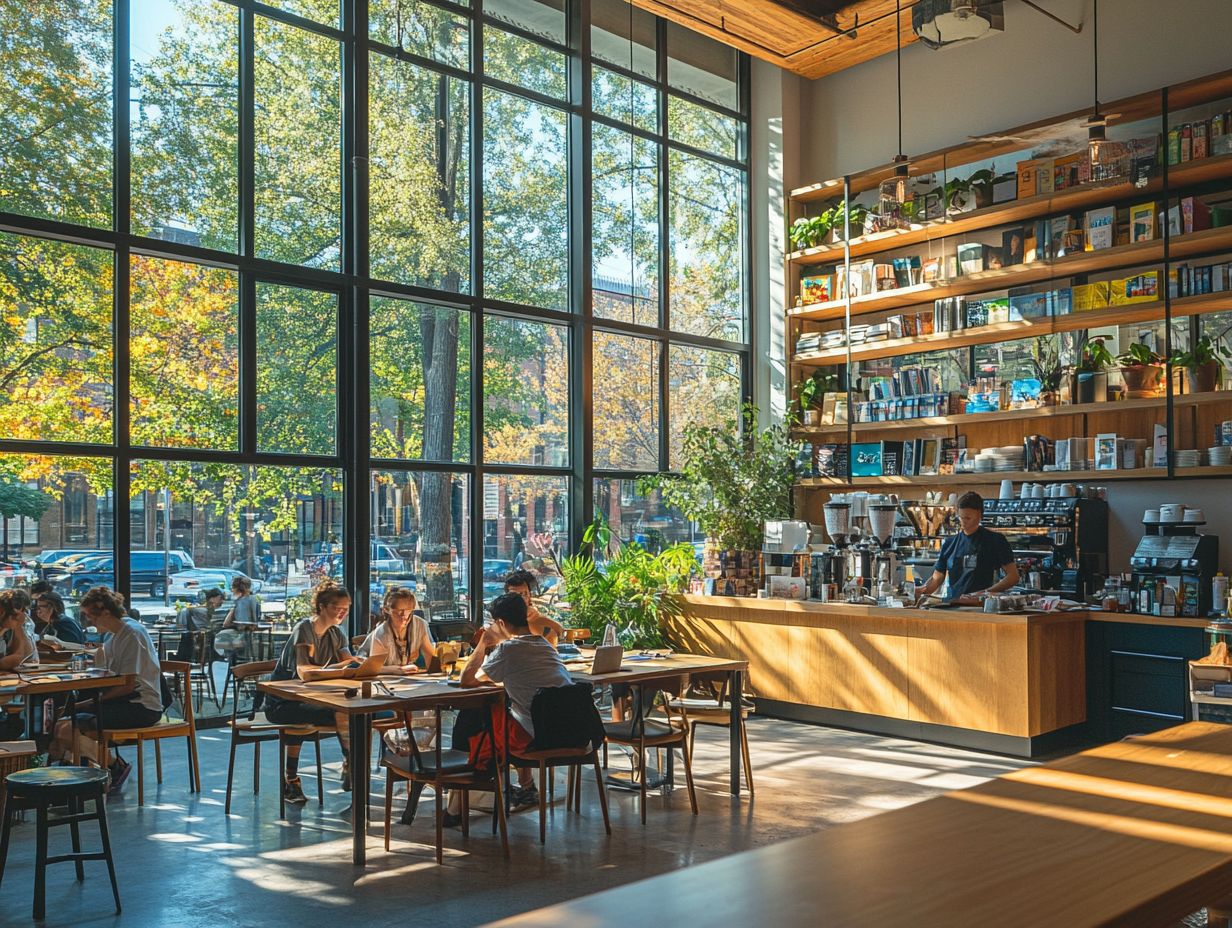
0, 719, 1032, 927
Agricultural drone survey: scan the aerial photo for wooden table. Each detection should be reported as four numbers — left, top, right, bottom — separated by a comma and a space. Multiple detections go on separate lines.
0, 668, 134, 761
258, 674, 502, 866
483, 721, 1232, 927
568, 652, 749, 795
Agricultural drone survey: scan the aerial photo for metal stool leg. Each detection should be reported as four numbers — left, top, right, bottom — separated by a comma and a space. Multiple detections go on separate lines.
68, 794, 84, 881
94, 790, 122, 914
33, 800, 48, 920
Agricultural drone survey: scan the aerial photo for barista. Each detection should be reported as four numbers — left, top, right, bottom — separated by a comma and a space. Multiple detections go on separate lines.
915, 491, 1020, 605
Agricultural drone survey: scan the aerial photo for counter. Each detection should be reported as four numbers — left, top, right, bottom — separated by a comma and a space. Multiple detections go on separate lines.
669, 595, 1088, 757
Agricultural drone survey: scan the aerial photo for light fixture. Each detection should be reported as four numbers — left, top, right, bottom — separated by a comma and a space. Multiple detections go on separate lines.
1085, 0, 1124, 177
913, 0, 1003, 50
876, 1, 914, 224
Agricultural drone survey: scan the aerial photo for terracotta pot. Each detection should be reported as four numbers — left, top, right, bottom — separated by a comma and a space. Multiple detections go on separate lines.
1188, 361, 1223, 393
1119, 364, 1163, 397
1039, 391, 1058, 407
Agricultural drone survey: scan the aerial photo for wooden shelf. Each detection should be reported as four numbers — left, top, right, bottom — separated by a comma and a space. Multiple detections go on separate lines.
1175, 465, 1232, 478
791, 392, 1230, 441
788, 153, 1232, 266
796, 468, 1172, 489
788, 227, 1232, 323
791, 294, 1231, 368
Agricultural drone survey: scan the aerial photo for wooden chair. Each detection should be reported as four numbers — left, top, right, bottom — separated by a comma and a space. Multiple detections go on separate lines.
186, 631, 220, 712
510, 683, 611, 844
667, 672, 755, 795
380, 690, 509, 864
221, 660, 332, 817
603, 676, 697, 823
561, 628, 591, 644
107, 661, 201, 806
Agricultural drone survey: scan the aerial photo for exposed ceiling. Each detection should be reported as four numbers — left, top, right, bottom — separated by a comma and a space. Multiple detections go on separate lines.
629, 0, 919, 80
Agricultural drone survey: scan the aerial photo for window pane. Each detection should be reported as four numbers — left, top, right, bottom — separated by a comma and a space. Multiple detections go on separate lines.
592, 67, 657, 133
593, 477, 697, 558
483, 92, 568, 310
260, 0, 339, 27
669, 151, 744, 341
369, 1, 469, 68
130, 0, 239, 251
483, 317, 568, 466
592, 124, 659, 326
1, 1, 112, 228
254, 16, 342, 269
2, 454, 114, 598
129, 256, 238, 450
667, 21, 738, 112
484, 27, 567, 99
256, 283, 338, 455
484, 0, 565, 45
592, 332, 659, 471
668, 344, 741, 467
0, 234, 113, 444
370, 298, 471, 463
369, 54, 470, 291
591, 0, 656, 79
129, 458, 342, 633
482, 474, 568, 583
371, 469, 472, 620
668, 96, 739, 160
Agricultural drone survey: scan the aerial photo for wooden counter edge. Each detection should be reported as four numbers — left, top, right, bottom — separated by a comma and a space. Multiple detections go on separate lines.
682, 594, 1085, 625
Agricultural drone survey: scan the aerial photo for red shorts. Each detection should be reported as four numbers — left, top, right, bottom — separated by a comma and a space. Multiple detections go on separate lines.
468, 704, 532, 768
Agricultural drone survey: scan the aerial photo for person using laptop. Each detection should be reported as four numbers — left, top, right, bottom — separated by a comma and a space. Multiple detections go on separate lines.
915, 491, 1020, 606
264, 580, 356, 805
448, 592, 573, 823
359, 586, 435, 671
503, 569, 564, 646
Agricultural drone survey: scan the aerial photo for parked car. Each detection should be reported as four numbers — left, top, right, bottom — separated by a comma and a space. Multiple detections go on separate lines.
48, 550, 196, 599
168, 568, 264, 602
482, 558, 513, 582
33, 549, 107, 580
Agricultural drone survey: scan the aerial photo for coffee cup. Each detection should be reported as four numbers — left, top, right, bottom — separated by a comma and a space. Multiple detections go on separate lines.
1143, 509, 1160, 523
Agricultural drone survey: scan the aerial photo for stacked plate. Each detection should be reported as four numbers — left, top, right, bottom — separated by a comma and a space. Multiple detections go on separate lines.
1175, 449, 1202, 468
1209, 446, 1232, 467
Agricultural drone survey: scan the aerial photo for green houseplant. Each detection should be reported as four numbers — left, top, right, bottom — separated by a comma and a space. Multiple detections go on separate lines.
1028, 337, 1063, 406
558, 515, 698, 648
1171, 335, 1228, 393
1074, 337, 1113, 404
1116, 343, 1165, 396
792, 371, 838, 426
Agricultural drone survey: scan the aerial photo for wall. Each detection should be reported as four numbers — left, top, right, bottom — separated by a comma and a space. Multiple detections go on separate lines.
747, 0, 1232, 576
799, 0, 1232, 187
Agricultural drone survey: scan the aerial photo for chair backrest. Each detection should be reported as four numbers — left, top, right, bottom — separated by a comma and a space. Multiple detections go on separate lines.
528, 682, 607, 752
160, 660, 195, 727
562, 628, 591, 643
399, 689, 501, 777
229, 660, 277, 722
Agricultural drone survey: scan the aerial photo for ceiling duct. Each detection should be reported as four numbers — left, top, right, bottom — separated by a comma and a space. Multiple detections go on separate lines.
912, 0, 1004, 49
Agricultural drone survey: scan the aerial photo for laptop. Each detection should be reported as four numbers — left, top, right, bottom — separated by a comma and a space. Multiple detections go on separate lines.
589, 644, 626, 674
301, 650, 385, 681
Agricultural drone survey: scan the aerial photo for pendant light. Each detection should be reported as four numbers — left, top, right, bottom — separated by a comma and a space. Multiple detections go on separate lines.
877, 0, 913, 223
1085, 0, 1115, 172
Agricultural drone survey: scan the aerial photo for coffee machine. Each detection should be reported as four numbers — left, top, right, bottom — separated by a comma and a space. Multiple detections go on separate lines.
1130, 520, 1219, 617
981, 498, 1108, 598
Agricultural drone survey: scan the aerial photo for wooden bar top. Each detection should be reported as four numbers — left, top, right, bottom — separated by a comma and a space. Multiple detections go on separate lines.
484, 722, 1232, 928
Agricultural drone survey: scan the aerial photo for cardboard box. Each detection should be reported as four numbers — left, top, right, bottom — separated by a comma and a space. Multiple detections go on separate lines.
1036, 158, 1055, 194
1053, 151, 1086, 190
1016, 158, 1042, 199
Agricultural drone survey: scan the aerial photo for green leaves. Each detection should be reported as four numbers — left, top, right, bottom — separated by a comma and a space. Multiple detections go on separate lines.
1117, 342, 1163, 367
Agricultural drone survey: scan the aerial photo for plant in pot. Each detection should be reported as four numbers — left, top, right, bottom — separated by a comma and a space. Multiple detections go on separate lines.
1028, 337, 1063, 406
792, 371, 838, 426
641, 404, 798, 597
1116, 343, 1165, 397
788, 212, 833, 251
559, 514, 698, 648
1074, 336, 1113, 404
1170, 335, 1228, 393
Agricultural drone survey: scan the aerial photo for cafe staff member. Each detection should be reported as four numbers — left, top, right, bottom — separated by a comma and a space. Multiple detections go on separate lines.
915, 491, 1020, 605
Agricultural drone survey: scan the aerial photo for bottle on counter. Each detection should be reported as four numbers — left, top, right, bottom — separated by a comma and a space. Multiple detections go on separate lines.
1213, 572, 1229, 619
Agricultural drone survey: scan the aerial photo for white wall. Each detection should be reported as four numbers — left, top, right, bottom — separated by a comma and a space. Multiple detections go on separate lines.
799, 0, 1232, 187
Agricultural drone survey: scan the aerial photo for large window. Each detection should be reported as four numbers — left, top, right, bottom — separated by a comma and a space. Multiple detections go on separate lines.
1, 0, 749, 631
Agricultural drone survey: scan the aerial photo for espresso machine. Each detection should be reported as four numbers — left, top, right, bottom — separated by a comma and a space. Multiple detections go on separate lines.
1130, 520, 1219, 617
981, 498, 1109, 598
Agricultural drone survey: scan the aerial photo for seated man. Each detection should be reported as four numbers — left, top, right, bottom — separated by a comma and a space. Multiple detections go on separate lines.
49, 587, 164, 792
503, 569, 564, 646
451, 592, 572, 824
172, 588, 224, 663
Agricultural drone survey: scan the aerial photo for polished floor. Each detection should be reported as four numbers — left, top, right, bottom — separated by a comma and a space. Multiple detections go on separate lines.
0, 719, 1031, 927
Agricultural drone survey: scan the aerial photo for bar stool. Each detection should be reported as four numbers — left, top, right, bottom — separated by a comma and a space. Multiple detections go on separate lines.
0, 766, 121, 920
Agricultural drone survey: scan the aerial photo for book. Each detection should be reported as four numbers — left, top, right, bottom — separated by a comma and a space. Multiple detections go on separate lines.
1084, 206, 1116, 250
1002, 227, 1025, 266
1129, 201, 1156, 242
799, 274, 834, 305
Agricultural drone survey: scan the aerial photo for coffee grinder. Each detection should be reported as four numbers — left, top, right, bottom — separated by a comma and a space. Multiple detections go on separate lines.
810, 500, 851, 601
868, 502, 901, 601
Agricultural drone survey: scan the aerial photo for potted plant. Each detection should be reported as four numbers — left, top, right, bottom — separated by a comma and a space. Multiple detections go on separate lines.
1074, 337, 1113, 404
641, 404, 798, 597
1171, 335, 1228, 393
793, 371, 837, 426
558, 515, 698, 649
1116, 343, 1165, 397
1028, 337, 1063, 406
789, 213, 832, 251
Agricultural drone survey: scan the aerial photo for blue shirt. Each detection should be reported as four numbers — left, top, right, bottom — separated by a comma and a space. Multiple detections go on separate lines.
933, 527, 1015, 600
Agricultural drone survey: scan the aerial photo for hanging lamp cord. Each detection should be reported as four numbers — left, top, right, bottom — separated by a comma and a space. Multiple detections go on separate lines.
1092, 0, 1099, 116
895, 0, 903, 159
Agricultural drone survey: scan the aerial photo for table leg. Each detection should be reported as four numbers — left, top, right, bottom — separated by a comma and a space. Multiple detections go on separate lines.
729, 669, 743, 796
350, 713, 371, 866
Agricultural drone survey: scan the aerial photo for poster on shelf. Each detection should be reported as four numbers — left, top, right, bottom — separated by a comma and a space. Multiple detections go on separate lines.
1095, 432, 1119, 470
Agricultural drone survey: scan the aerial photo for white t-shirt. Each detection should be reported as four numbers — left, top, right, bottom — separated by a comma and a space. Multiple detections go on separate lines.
98, 618, 164, 714
481, 635, 572, 737
360, 617, 434, 667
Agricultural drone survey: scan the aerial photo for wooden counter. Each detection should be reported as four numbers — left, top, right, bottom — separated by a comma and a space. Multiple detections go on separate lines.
667, 595, 1088, 756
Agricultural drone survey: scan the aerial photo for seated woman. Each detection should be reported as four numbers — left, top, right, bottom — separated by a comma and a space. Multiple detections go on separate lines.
49, 587, 164, 791
212, 575, 260, 659
262, 580, 355, 805
359, 587, 435, 672
0, 589, 37, 671
33, 591, 86, 645
503, 569, 564, 646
